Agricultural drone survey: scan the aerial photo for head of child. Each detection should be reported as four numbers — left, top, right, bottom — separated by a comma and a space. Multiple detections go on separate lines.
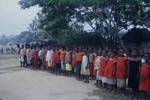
97, 50, 101, 56
102, 50, 107, 57
143, 53, 149, 61
130, 48, 139, 57
119, 49, 124, 57
144, 53, 150, 65
108, 50, 116, 58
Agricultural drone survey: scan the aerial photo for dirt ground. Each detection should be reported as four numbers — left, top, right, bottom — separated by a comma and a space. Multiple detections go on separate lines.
0, 55, 134, 100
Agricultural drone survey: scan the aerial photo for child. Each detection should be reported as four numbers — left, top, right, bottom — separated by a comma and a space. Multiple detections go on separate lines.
94, 51, 102, 87
89, 48, 96, 79
55, 48, 61, 74
80, 51, 90, 83
65, 48, 72, 76
27, 45, 32, 68
75, 48, 84, 80
104, 51, 117, 91
60, 48, 66, 74
46, 46, 53, 70
51, 47, 56, 73
72, 48, 77, 75
128, 48, 141, 98
43, 46, 48, 70
20, 45, 24, 67
116, 49, 128, 93
100, 50, 109, 88
139, 53, 150, 99
31, 46, 38, 69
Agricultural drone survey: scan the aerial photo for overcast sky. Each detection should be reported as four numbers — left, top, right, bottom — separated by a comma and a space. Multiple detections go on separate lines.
0, 0, 40, 36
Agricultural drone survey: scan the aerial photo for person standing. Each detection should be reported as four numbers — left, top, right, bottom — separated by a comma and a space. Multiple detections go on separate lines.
75, 48, 84, 80
99, 50, 109, 88
60, 48, 66, 74
72, 48, 77, 75
94, 51, 102, 86
116, 50, 128, 93
46, 46, 53, 70
139, 53, 150, 99
104, 51, 117, 91
88, 48, 96, 79
128, 48, 141, 98
20, 45, 24, 67
31, 46, 38, 69
43, 46, 48, 70
20, 45, 27, 67
26, 45, 32, 67
55, 47, 61, 74
80, 51, 90, 83
65, 48, 72, 76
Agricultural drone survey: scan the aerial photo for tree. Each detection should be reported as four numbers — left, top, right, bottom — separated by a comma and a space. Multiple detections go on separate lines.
19, 0, 150, 48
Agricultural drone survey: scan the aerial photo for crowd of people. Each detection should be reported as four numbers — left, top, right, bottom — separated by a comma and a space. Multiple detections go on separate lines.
0, 47, 16, 55
18, 44, 150, 99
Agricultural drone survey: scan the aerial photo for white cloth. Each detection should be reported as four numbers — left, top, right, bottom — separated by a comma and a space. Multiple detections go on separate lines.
106, 78, 116, 85
141, 58, 145, 63
46, 50, 52, 61
38, 50, 42, 57
46, 50, 53, 66
94, 56, 102, 80
94, 56, 101, 70
102, 77, 116, 85
26, 49, 31, 64
80, 55, 90, 75
20, 48, 26, 62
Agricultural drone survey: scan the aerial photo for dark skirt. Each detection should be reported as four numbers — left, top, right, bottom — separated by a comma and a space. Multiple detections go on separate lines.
128, 60, 141, 91
76, 61, 82, 74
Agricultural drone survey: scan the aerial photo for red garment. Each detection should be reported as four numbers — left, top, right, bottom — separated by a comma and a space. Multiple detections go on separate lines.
76, 52, 84, 62
60, 51, 66, 61
104, 57, 117, 79
32, 49, 37, 65
116, 57, 128, 79
51, 51, 56, 67
139, 64, 150, 92
99, 57, 108, 76
55, 51, 60, 64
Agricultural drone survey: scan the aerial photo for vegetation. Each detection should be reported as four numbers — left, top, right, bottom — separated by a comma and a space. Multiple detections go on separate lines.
19, 0, 150, 48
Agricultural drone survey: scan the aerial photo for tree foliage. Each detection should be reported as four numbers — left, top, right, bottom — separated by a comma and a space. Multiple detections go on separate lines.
19, 0, 150, 48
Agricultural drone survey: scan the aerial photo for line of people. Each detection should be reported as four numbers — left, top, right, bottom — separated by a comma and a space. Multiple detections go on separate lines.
0, 47, 16, 55
18, 44, 150, 99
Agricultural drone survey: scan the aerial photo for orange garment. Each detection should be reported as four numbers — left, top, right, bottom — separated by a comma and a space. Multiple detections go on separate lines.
60, 51, 66, 61
104, 57, 117, 79
99, 57, 109, 76
139, 64, 150, 92
55, 51, 60, 64
116, 57, 128, 79
76, 52, 84, 62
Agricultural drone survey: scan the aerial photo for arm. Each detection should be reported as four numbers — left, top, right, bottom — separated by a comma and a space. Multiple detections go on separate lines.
140, 73, 150, 82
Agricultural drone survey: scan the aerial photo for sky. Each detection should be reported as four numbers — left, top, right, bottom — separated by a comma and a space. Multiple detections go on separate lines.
0, 0, 40, 36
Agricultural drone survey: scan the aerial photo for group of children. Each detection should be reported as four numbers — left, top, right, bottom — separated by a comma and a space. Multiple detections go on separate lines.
18, 44, 150, 99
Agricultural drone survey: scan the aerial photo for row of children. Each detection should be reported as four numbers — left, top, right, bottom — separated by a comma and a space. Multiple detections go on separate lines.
18, 44, 150, 99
